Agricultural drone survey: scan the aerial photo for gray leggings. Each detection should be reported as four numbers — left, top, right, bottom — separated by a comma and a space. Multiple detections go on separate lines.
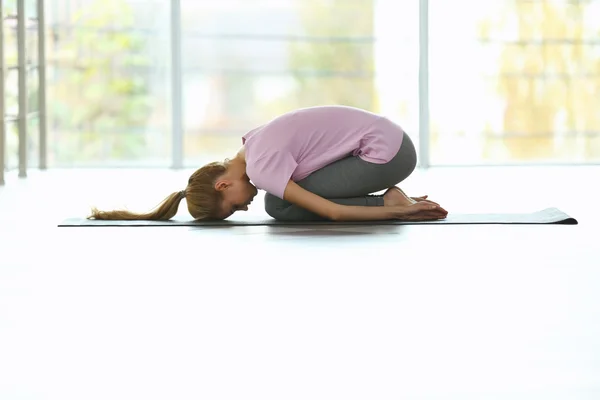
264, 131, 417, 221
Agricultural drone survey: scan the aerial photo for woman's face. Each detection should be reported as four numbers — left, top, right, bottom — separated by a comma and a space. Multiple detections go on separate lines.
217, 177, 258, 219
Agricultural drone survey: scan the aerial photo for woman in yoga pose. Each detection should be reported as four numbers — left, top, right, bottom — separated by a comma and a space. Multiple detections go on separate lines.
90, 105, 448, 221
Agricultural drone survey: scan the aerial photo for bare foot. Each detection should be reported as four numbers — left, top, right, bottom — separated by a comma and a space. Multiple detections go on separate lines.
383, 187, 417, 207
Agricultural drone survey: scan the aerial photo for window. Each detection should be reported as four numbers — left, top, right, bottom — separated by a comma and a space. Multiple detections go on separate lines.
429, 0, 600, 164
45, 0, 171, 166
6, 0, 595, 171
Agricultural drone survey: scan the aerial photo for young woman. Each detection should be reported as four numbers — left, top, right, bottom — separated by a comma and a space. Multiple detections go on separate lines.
89, 105, 448, 222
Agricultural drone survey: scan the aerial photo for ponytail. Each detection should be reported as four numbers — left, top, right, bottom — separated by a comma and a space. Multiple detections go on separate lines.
88, 161, 227, 221
88, 190, 186, 221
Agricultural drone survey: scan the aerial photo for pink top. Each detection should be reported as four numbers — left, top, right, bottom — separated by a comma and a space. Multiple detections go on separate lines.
242, 105, 405, 199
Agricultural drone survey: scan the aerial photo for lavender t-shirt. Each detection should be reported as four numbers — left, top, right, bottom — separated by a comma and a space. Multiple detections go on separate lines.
242, 105, 405, 199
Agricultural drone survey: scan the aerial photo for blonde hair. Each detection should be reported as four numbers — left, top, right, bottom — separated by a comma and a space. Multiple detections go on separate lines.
88, 162, 227, 221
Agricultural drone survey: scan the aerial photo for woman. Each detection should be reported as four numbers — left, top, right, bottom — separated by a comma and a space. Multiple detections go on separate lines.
89, 105, 448, 222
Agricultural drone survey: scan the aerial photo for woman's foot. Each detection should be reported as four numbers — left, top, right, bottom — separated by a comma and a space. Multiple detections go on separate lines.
383, 187, 417, 207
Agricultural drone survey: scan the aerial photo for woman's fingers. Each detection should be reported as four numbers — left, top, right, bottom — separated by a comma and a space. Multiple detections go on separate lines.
414, 199, 447, 214
409, 203, 448, 219
394, 202, 448, 221
405, 202, 445, 214
404, 211, 447, 221
420, 203, 447, 213
410, 203, 437, 213
417, 199, 441, 207
400, 215, 444, 221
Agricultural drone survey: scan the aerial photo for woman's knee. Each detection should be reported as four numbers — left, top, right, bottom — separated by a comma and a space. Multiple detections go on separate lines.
265, 192, 326, 221
264, 193, 288, 220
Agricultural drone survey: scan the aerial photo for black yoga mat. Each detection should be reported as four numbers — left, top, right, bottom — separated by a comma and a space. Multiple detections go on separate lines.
58, 207, 577, 227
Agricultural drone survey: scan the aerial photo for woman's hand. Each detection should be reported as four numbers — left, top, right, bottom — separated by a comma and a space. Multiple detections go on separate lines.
390, 202, 448, 221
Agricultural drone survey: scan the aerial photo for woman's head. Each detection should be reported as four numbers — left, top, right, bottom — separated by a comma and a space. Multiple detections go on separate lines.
88, 159, 257, 221
187, 161, 258, 220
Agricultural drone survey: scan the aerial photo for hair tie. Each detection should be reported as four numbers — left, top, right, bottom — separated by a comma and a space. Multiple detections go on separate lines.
180, 190, 186, 198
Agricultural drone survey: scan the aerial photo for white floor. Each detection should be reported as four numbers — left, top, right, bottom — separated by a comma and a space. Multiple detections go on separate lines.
0, 166, 599, 400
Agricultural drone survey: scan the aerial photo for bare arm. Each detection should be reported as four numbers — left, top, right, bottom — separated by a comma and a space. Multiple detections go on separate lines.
282, 180, 393, 221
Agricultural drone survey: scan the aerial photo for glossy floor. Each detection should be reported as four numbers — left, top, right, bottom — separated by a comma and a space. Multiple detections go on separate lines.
1, 166, 599, 400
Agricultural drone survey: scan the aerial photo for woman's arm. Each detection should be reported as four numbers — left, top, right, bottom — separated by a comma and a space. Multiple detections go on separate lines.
282, 180, 394, 221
